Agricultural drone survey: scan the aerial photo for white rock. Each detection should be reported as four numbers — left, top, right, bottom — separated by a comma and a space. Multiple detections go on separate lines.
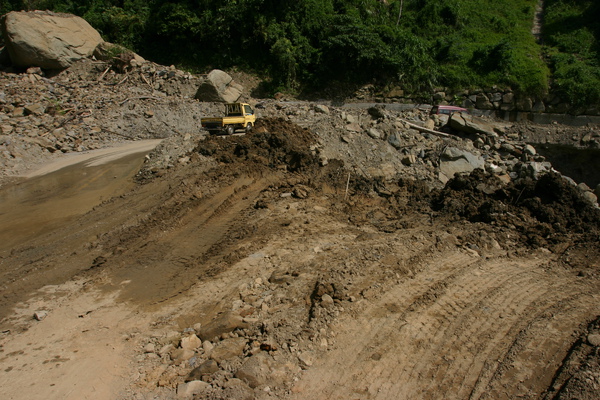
180, 334, 202, 351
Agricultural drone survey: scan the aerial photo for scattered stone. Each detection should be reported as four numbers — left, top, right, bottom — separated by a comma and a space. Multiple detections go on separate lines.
159, 344, 175, 356
368, 106, 386, 120
33, 311, 48, 321
185, 359, 219, 382
176, 380, 209, 398
367, 128, 382, 139
144, 343, 156, 353
210, 337, 247, 363
180, 334, 202, 351
235, 352, 299, 389
524, 144, 537, 155
24, 103, 45, 116
402, 154, 416, 166
269, 270, 294, 285
321, 294, 334, 308
387, 132, 402, 149
581, 191, 598, 205
314, 104, 330, 114
587, 334, 600, 346
171, 348, 195, 363
198, 312, 248, 341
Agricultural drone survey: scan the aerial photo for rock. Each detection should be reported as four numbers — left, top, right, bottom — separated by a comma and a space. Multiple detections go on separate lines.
587, 334, 600, 346
293, 185, 310, 199
144, 343, 156, 353
198, 311, 248, 341
195, 69, 243, 103
402, 154, 417, 166
532, 100, 546, 113
210, 337, 247, 363
234, 352, 299, 389
171, 348, 195, 363
367, 128, 382, 140
321, 294, 334, 308
503, 92, 515, 104
176, 380, 209, 398
387, 132, 402, 149
476, 94, 494, 110
314, 104, 329, 114
368, 106, 386, 120
24, 103, 45, 116
581, 191, 598, 205
346, 123, 362, 132
158, 343, 175, 356
439, 147, 484, 183
221, 378, 255, 400
524, 144, 537, 156
2, 11, 103, 69
423, 119, 435, 130
185, 359, 219, 382
449, 113, 497, 137
33, 310, 48, 321
202, 340, 214, 354
26, 66, 43, 75
180, 334, 202, 351
297, 352, 315, 368
268, 270, 294, 285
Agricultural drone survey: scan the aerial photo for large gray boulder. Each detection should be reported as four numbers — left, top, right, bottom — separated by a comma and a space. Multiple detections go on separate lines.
439, 146, 485, 184
195, 69, 243, 103
449, 113, 497, 138
1, 11, 103, 69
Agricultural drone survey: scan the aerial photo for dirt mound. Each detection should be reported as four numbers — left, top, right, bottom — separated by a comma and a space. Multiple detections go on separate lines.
432, 169, 600, 248
195, 118, 320, 172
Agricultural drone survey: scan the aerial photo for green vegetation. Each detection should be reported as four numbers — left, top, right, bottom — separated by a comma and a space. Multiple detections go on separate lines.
1, 0, 598, 105
543, 0, 600, 108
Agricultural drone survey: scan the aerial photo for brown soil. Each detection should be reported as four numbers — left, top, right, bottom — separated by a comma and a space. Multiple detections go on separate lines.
0, 114, 599, 400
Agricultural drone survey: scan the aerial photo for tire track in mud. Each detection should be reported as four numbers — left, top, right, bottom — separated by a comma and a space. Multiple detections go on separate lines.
104, 173, 280, 306
290, 251, 597, 400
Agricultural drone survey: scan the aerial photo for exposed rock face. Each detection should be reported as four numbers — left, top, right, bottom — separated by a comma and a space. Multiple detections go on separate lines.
1, 11, 103, 69
195, 69, 243, 103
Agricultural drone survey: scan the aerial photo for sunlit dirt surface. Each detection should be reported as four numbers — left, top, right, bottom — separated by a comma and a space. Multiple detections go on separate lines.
0, 123, 598, 400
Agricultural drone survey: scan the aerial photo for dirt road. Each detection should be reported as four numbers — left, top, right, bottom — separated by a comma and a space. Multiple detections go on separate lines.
0, 120, 599, 400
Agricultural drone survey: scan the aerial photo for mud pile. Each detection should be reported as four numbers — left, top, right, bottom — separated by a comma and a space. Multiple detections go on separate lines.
432, 169, 600, 248
195, 118, 320, 172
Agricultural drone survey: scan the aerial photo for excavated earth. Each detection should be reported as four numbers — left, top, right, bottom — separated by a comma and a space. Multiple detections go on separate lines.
0, 62, 599, 400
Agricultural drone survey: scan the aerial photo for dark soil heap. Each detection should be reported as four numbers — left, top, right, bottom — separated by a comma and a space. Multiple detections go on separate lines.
195, 118, 320, 173
431, 170, 600, 248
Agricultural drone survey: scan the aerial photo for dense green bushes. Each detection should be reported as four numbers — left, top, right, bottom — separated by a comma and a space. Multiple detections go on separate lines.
1, 0, 598, 106
543, 0, 600, 108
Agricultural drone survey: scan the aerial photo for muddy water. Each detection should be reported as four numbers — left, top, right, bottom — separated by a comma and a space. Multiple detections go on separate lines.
0, 148, 153, 254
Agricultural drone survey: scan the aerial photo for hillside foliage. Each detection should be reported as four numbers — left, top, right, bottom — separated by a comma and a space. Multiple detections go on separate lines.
1, 0, 598, 105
